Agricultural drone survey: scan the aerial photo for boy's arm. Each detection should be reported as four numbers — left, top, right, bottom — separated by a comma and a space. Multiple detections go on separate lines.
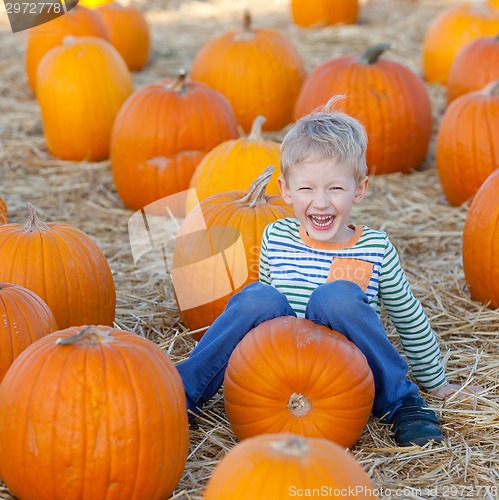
258, 224, 271, 285
378, 238, 448, 392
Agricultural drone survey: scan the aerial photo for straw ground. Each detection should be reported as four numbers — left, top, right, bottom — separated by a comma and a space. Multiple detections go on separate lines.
0, 0, 498, 498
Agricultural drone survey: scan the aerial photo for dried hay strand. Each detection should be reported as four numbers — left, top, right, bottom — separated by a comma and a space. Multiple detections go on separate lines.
0, 0, 498, 498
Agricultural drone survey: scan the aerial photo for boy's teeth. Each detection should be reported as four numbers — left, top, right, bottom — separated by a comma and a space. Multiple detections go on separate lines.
310, 215, 334, 227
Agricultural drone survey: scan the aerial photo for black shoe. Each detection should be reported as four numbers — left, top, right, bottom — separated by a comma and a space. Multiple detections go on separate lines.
390, 395, 443, 446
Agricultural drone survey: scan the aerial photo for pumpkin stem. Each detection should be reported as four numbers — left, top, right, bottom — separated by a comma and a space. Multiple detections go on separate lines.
234, 10, 255, 42
170, 69, 188, 93
239, 165, 274, 207
481, 80, 499, 96
470, 0, 491, 15
22, 203, 49, 232
357, 43, 391, 65
247, 115, 266, 141
56, 326, 113, 346
287, 392, 312, 417
243, 10, 252, 31
270, 436, 309, 456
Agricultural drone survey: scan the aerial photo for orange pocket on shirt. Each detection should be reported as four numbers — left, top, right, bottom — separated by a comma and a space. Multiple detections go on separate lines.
326, 258, 374, 292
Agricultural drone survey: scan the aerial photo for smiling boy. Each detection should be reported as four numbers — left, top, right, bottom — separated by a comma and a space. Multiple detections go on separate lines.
177, 97, 473, 446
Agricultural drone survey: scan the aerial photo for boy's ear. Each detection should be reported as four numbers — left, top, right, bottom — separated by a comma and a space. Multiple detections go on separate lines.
278, 175, 293, 204
353, 176, 369, 204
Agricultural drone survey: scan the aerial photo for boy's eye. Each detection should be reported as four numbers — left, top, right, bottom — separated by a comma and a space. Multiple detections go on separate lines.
298, 187, 312, 191
330, 186, 344, 191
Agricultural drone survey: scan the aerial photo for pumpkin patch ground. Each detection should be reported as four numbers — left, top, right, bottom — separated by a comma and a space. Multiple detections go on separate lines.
1, 0, 498, 498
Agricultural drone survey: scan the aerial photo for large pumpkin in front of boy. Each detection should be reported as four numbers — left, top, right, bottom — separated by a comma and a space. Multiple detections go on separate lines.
294, 44, 433, 175
224, 316, 375, 448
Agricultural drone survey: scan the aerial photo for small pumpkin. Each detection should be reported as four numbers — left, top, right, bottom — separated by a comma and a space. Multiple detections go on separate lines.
173, 166, 294, 338
224, 316, 375, 448
294, 44, 433, 175
37, 36, 133, 161
0, 325, 189, 500
290, 0, 360, 28
204, 433, 377, 500
25, 5, 109, 91
95, 3, 150, 71
462, 169, 499, 309
0, 283, 58, 382
190, 11, 306, 132
186, 115, 281, 213
422, 1, 499, 85
0, 204, 116, 329
436, 80, 499, 206
111, 71, 239, 214
0, 197, 7, 224
447, 35, 499, 104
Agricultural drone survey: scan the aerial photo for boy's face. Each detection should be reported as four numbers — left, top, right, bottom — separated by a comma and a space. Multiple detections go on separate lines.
278, 158, 368, 244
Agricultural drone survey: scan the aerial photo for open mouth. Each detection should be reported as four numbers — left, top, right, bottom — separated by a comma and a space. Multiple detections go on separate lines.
308, 214, 335, 230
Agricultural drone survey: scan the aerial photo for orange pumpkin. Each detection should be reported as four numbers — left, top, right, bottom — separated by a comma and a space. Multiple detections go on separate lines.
0, 204, 116, 329
95, 3, 150, 71
173, 167, 294, 338
25, 5, 109, 91
294, 44, 433, 175
0, 325, 189, 500
37, 36, 133, 161
0, 197, 7, 224
290, 0, 359, 28
186, 115, 281, 213
436, 80, 499, 206
422, 2, 499, 85
447, 35, 499, 104
111, 71, 239, 214
0, 283, 58, 382
462, 169, 499, 309
190, 11, 306, 132
204, 433, 377, 500
224, 316, 375, 448
489, 0, 499, 7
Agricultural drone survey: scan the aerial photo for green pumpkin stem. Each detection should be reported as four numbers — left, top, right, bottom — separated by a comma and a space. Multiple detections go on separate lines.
56, 326, 112, 346
247, 115, 266, 141
358, 43, 391, 65
239, 165, 274, 207
170, 69, 187, 93
22, 203, 49, 232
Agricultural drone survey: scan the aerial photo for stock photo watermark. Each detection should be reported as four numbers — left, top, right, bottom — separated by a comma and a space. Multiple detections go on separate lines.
2, 0, 78, 33
127, 191, 380, 313
288, 484, 499, 498
128, 189, 249, 312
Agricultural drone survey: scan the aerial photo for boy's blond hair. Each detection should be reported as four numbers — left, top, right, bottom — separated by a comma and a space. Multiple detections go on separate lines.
281, 96, 368, 183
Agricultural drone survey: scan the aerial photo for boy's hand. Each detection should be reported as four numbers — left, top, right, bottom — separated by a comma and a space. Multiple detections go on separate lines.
431, 383, 485, 400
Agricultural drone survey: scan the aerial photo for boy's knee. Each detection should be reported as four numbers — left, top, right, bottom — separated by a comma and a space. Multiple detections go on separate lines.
309, 280, 367, 313
232, 282, 291, 318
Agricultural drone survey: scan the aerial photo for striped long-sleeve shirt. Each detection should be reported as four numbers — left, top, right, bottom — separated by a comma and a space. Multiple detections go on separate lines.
259, 218, 447, 391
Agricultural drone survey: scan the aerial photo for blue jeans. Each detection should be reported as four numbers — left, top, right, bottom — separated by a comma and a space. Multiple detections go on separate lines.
176, 280, 419, 421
